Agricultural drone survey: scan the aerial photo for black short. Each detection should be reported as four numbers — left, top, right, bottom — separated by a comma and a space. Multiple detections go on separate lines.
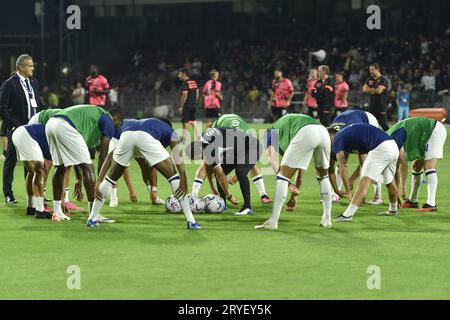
271, 107, 288, 121
182, 106, 196, 123
205, 108, 221, 119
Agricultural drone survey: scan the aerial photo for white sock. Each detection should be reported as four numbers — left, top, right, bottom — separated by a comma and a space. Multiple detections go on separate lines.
318, 176, 332, 223
169, 175, 195, 223
88, 176, 115, 221
343, 203, 358, 218
389, 202, 398, 212
147, 185, 152, 193
111, 187, 118, 201
64, 187, 70, 203
27, 195, 35, 208
192, 178, 203, 196
270, 175, 289, 224
252, 174, 267, 197
425, 169, 438, 206
410, 170, 423, 203
35, 197, 44, 212
53, 200, 62, 215
88, 202, 94, 215
335, 167, 343, 190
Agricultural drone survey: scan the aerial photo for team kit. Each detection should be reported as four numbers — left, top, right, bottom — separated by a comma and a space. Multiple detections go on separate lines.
12, 70, 447, 230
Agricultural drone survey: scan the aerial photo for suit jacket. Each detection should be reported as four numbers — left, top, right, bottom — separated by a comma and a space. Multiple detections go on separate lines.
0, 73, 42, 131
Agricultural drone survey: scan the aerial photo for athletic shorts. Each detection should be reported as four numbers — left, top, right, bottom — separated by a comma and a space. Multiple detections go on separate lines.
205, 108, 221, 119
424, 121, 447, 160
45, 117, 92, 166
12, 126, 44, 162
365, 111, 380, 127
108, 137, 119, 154
281, 124, 331, 170
182, 106, 196, 123
28, 113, 40, 125
113, 131, 170, 167
361, 140, 399, 185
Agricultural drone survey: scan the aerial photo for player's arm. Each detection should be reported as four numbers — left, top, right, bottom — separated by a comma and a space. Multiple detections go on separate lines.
374, 85, 386, 95
97, 136, 111, 175
265, 145, 280, 173
267, 90, 274, 108
336, 151, 352, 201
328, 157, 345, 197
215, 89, 223, 101
398, 147, 408, 197
179, 91, 188, 115
72, 165, 85, 202
169, 139, 189, 197
362, 83, 375, 94
196, 88, 199, 103
212, 164, 238, 205
204, 161, 219, 195
341, 91, 348, 108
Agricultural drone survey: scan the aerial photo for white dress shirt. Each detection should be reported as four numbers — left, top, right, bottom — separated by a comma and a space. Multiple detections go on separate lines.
17, 73, 38, 119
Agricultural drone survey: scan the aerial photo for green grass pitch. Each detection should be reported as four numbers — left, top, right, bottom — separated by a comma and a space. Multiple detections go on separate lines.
0, 122, 449, 299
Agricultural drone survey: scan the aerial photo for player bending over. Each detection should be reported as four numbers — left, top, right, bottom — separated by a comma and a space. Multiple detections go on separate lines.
191, 114, 272, 204
329, 109, 384, 204
255, 114, 333, 230
388, 117, 447, 212
329, 124, 400, 222
87, 118, 201, 229
46, 105, 122, 221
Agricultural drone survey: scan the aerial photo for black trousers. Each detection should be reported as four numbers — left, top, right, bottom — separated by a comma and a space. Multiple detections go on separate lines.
318, 107, 334, 127
369, 106, 389, 131
216, 163, 254, 210
3, 130, 17, 198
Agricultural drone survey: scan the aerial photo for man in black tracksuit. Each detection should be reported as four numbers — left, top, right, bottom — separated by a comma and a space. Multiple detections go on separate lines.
312, 65, 334, 127
363, 63, 390, 131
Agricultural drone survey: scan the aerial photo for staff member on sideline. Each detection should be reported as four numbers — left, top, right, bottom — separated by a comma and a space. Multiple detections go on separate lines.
85, 65, 110, 107
312, 65, 334, 127
0, 54, 41, 204
268, 69, 294, 122
363, 63, 390, 131
203, 69, 223, 128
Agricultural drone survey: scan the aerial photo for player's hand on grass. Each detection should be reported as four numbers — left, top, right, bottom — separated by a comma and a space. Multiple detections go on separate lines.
73, 180, 84, 202
286, 197, 297, 212
228, 195, 238, 205
129, 190, 138, 202
335, 189, 346, 199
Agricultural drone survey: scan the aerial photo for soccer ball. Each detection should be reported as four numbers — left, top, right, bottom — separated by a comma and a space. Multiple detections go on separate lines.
203, 194, 226, 213
165, 195, 182, 214
188, 194, 205, 214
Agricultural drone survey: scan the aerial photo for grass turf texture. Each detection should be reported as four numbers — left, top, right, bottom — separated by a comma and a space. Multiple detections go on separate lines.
0, 122, 449, 299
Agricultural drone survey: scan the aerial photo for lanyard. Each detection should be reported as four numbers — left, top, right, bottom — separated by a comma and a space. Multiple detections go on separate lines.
19, 78, 36, 118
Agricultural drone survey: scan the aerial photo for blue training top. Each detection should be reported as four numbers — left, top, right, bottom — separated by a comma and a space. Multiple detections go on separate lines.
331, 109, 369, 128
24, 124, 52, 160
121, 118, 176, 148
332, 123, 393, 155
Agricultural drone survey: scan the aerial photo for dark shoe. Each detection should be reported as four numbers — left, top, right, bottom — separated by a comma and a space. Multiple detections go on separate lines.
416, 203, 437, 212
401, 200, 419, 209
5, 196, 18, 204
35, 210, 53, 219
26, 207, 36, 216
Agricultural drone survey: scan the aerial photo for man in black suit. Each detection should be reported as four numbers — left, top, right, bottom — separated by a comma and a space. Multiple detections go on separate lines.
0, 54, 41, 204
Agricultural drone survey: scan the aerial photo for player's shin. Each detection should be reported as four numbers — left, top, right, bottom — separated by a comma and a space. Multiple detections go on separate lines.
169, 174, 195, 223
192, 178, 203, 195
252, 174, 267, 197
410, 170, 423, 203
425, 169, 437, 206
88, 177, 115, 221
270, 175, 289, 224
318, 176, 332, 223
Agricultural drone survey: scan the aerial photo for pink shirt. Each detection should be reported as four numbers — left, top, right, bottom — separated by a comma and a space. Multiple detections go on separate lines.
203, 80, 222, 109
334, 81, 349, 108
85, 74, 110, 106
272, 78, 294, 108
306, 78, 318, 108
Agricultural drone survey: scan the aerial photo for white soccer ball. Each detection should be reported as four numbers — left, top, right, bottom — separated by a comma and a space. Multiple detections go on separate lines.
203, 194, 226, 213
188, 194, 205, 214
165, 195, 182, 214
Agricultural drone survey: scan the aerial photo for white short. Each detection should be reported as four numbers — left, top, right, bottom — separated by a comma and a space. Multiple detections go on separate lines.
108, 137, 119, 154
113, 131, 170, 167
28, 113, 40, 125
281, 125, 331, 170
424, 121, 447, 160
45, 117, 92, 166
361, 140, 399, 185
365, 111, 379, 128
12, 126, 44, 162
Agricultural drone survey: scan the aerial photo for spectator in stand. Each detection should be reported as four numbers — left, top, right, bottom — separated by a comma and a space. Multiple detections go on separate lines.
304, 68, 319, 119
58, 84, 72, 108
421, 69, 436, 106
396, 84, 411, 121
248, 85, 261, 102
71, 81, 85, 105
334, 71, 350, 117
48, 88, 59, 108
85, 65, 110, 107
202, 69, 223, 128
40, 85, 49, 107
268, 69, 294, 122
